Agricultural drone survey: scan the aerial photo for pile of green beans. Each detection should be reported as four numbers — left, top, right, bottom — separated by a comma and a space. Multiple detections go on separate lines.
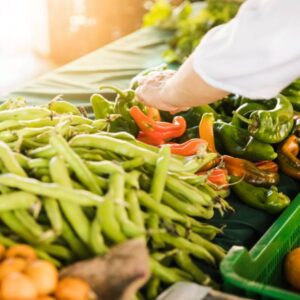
0, 98, 231, 299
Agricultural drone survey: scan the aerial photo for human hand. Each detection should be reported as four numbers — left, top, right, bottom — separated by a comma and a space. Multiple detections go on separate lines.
135, 70, 190, 113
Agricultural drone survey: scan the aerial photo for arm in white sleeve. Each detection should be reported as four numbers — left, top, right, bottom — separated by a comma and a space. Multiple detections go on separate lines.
193, 0, 300, 99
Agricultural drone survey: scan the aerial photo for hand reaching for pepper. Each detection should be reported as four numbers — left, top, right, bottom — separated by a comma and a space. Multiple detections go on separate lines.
136, 69, 190, 113
136, 54, 229, 112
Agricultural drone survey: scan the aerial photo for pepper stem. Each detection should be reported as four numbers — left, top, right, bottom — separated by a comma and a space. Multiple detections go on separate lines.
99, 85, 127, 98
233, 111, 252, 125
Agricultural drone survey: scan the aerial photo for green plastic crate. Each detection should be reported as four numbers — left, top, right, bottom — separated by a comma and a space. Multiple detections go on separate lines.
221, 193, 300, 300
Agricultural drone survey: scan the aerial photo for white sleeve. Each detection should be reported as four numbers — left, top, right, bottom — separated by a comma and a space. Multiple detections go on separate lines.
193, 0, 300, 99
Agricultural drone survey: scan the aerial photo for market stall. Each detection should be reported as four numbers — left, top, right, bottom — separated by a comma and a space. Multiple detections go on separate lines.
1, 1, 300, 299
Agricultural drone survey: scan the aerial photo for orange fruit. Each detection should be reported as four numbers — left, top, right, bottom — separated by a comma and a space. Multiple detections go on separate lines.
285, 247, 300, 290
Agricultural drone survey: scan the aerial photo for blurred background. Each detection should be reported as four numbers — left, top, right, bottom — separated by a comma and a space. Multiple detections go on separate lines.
0, 0, 185, 96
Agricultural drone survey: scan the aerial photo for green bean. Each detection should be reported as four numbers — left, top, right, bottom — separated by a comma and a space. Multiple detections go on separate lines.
176, 173, 207, 186
125, 170, 140, 189
80, 153, 104, 161
0, 174, 103, 206
0, 107, 52, 121
121, 157, 144, 171
37, 244, 73, 261
146, 277, 160, 300
150, 146, 170, 202
0, 192, 39, 212
32, 167, 50, 178
15, 126, 53, 138
166, 176, 212, 206
86, 160, 123, 175
150, 258, 192, 283
98, 131, 136, 141
149, 146, 170, 247
98, 195, 126, 243
28, 158, 49, 169
41, 175, 51, 183
70, 124, 97, 134
175, 224, 225, 262
68, 115, 93, 126
97, 173, 127, 243
153, 233, 215, 265
151, 249, 179, 263
182, 153, 218, 174
0, 233, 16, 247
90, 214, 108, 255
162, 191, 214, 219
93, 175, 108, 190
14, 210, 46, 239
61, 220, 90, 259
48, 99, 81, 115
125, 189, 144, 229
69, 135, 183, 171
27, 145, 55, 159
0, 98, 26, 110
22, 139, 45, 150
73, 147, 107, 157
19, 117, 60, 128
92, 119, 107, 130
184, 217, 223, 240
0, 99, 17, 111
14, 153, 29, 169
49, 157, 92, 245
0, 131, 17, 143
1, 211, 36, 244
50, 133, 102, 195
0, 120, 21, 131
44, 198, 63, 235
0, 141, 27, 177
110, 172, 144, 238
175, 252, 218, 288
137, 190, 187, 223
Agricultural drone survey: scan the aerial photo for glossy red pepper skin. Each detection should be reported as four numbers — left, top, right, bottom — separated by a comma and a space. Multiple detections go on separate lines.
167, 139, 207, 156
255, 160, 279, 173
222, 155, 279, 187
207, 168, 229, 187
130, 106, 186, 139
137, 132, 165, 146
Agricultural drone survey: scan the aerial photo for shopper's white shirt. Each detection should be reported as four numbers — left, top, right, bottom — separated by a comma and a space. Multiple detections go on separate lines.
193, 0, 300, 99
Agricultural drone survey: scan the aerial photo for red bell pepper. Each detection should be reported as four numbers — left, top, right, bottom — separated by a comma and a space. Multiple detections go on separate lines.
137, 132, 165, 146
129, 106, 186, 140
166, 139, 207, 156
207, 168, 229, 187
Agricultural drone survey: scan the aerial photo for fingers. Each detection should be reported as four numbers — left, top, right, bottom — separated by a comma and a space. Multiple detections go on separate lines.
135, 70, 188, 112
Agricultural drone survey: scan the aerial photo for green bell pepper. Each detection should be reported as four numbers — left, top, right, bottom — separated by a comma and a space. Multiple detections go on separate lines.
214, 121, 277, 161
99, 86, 141, 136
231, 101, 268, 128
231, 176, 290, 214
90, 93, 114, 119
233, 95, 294, 144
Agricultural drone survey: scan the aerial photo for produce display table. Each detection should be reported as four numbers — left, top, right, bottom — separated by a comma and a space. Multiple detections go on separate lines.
5, 26, 300, 283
